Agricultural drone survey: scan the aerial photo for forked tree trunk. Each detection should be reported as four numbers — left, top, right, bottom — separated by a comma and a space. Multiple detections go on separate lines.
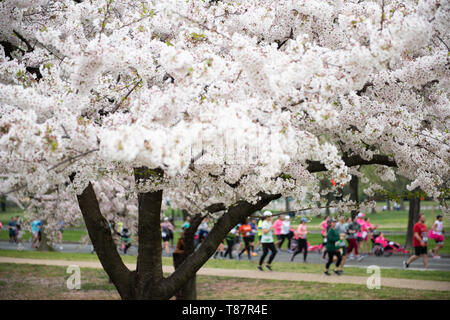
76, 168, 281, 300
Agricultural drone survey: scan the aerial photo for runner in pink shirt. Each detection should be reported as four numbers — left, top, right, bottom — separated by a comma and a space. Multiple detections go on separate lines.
319, 216, 330, 260
272, 216, 283, 250
356, 213, 368, 256
290, 218, 309, 262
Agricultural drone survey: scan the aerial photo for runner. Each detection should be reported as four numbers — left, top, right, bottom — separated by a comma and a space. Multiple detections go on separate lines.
198, 217, 210, 244
213, 241, 225, 259
403, 214, 429, 270
319, 216, 330, 260
356, 213, 368, 256
272, 215, 283, 251
161, 217, 174, 254
258, 211, 277, 271
31, 219, 42, 248
256, 216, 264, 253
346, 215, 363, 261
7, 217, 17, 243
290, 218, 309, 263
224, 227, 237, 259
324, 218, 342, 275
429, 215, 445, 259
238, 218, 254, 260
364, 217, 378, 255
120, 227, 132, 254
335, 216, 348, 272
249, 218, 258, 257
182, 216, 191, 230
278, 215, 292, 252
15, 216, 22, 243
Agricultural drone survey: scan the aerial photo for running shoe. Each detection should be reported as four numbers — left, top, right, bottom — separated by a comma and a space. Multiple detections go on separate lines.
323, 271, 331, 276
402, 261, 408, 270
333, 270, 341, 276
257, 265, 264, 271
357, 255, 364, 261
348, 255, 355, 260
265, 265, 273, 271
433, 255, 441, 259
252, 252, 258, 256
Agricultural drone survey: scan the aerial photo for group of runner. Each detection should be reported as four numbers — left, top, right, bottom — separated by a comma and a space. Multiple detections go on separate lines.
403, 214, 445, 270
1, 216, 44, 249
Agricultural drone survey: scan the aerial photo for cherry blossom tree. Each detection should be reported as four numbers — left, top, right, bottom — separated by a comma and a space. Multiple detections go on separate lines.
1, 0, 449, 299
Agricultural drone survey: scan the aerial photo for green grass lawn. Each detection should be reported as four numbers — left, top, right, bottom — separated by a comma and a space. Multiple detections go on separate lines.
1, 249, 449, 282
1, 263, 449, 300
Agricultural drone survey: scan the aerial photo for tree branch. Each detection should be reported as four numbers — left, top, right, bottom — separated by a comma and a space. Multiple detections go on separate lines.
160, 192, 281, 299
76, 182, 134, 299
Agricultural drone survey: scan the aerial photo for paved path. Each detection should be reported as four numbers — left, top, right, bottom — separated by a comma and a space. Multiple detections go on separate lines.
1, 240, 449, 271
1, 257, 449, 292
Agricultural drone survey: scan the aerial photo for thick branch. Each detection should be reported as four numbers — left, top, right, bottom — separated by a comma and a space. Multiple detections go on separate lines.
160, 192, 281, 298
306, 154, 397, 173
76, 182, 134, 299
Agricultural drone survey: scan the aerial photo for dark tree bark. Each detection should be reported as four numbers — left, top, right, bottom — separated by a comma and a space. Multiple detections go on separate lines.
349, 175, 359, 219
0, 195, 6, 212
406, 197, 421, 249
133, 167, 165, 299
76, 182, 135, 299
181, 209, 189, 221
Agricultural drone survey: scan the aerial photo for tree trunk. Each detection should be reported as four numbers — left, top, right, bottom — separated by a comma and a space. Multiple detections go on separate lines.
350, 175, 359, 219
0, 195, 6, 212
182, 209, 189, 221
405, 198, 421, 249
400, 198, 405, 211
387, 199, 391, 211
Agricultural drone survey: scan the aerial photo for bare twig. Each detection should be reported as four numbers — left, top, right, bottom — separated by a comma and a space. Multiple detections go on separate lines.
110, 79, 142, 113
46, 148, 100, 172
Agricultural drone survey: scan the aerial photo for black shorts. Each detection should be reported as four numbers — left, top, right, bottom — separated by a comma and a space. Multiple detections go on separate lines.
356, 237, 363, 242
414, 246, 427, 256
248, 235, 255, 242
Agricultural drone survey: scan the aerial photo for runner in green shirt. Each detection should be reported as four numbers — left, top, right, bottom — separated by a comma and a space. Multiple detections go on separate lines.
324, 218, 343, 276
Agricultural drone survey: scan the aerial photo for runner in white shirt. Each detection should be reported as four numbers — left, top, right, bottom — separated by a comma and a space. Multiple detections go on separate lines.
258, 211, 277, 271
429, 215, 445, 259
